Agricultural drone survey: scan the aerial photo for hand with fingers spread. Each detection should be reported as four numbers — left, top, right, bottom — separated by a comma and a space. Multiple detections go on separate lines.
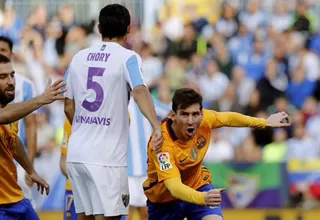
152, 127, 163, 153
204, 188, 225, 207
266, 111, 291, 128
39, 78, 67, 104
27, 171, 50, 195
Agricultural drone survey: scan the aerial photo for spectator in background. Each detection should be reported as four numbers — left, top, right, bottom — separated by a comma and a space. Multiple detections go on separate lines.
257, 59, 287, 110
267, 96, 297, 116
215, 3, 239, 39
252, 111, 274, 147
0, 7, 24, 46
199, 60, 229, 108
263, 128, 288, 162
228, 23, 252, 60
232, 65, 256, 107
239, 0, 266, 33
287, 124, 319, 160
215, 43, 235, 79
203, 129, 234, 163
287, 67, 316, 109
298, 45, 320, 81
245, 89, 261, 116
140, 43, 163, 90
270, 1, 293, 33
292, 1, 315, 34
236, 37, 271, 81
212, 83, 243, 113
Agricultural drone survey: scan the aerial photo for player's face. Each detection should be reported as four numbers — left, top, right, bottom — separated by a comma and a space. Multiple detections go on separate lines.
174, 103, 203, 141
0, 62, 15, 105
0, 42, 12, 59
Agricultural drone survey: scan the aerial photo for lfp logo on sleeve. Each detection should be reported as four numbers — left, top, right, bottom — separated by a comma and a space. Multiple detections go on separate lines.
157, 152, 172, 171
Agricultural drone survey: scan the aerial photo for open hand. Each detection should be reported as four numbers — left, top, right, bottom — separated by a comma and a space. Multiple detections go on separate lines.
266, 112, 291, 128
39, 78, 66, 104
152, 127, 163, 153
28, 171, 50, 195
204, 188, 225, 207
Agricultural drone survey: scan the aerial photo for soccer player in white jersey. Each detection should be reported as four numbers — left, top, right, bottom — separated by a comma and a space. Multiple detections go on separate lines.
63, 4, 163, 220
0, 36, 38, 207
127, 96, 170, 220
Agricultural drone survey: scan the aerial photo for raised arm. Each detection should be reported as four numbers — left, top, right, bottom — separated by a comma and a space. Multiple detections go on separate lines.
0, 79, 65, 124
207, 110, 290, 129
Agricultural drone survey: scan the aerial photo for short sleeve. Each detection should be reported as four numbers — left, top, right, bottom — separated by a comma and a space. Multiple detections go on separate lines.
64, 65, 73, 99
149, 145, 180, 182
124, 54, 145, 89
60, 120, 71, 155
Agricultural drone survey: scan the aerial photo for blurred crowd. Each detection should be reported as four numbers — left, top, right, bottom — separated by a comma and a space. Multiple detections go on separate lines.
0, 0, 320, 210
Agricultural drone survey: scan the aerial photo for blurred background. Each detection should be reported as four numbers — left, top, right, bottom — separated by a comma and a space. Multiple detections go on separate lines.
2, 0, 320, 219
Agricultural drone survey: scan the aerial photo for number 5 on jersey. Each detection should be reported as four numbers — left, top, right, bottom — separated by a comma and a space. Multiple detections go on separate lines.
82, 67, 105, 112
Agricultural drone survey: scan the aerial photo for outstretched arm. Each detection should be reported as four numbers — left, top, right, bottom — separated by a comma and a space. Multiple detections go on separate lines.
0, 79, 65, 124
208, 110, 290, 129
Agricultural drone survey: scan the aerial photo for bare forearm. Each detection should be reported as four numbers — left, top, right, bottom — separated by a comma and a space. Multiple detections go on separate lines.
14, 138, 34, 174
133, 86, 160, 129
25, 114, 37, 164
0, 97, 44, 124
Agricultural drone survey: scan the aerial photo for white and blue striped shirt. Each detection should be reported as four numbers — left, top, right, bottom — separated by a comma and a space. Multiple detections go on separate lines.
127, 96, 171, 176
13, 74, 37, 148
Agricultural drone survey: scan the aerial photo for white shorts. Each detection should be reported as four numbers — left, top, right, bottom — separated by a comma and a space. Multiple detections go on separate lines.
67, 162, 129, 216
17, 164, 36, 208
128, 176, 147, 207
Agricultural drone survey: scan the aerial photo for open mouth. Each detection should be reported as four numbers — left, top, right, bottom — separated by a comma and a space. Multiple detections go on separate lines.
187, 128, 195, 136
5, 89, 14, 95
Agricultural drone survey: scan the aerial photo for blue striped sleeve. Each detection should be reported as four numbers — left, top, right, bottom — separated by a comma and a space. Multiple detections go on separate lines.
126, 55, 144, 88
23, 81, 34, 101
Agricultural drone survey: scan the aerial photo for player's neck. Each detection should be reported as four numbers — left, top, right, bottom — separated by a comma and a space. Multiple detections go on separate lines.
102, 37, 126, 47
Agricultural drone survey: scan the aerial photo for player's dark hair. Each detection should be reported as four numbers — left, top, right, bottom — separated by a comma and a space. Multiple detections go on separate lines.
172, 88, 203, 113
0, 36, 13, 52
0, 54, 11, 63
99, 4, 131, 39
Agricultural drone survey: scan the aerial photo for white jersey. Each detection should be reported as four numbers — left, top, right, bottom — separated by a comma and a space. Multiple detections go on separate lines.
64, 42, 145, 166
13, 74, 37, 148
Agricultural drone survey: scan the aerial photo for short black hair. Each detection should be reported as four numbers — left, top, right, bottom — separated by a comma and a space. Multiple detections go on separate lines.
0, 54, 11, 63
172, 88, 203, 113
0, 36, 13, 52
99, 4, 131, 39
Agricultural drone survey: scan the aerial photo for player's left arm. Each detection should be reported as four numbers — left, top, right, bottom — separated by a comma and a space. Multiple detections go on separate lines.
14, 136, 50, 195
150, 147, 207, 205
24, 80, 37, 164
63, 65, 75, 124
205, 110, 291, 129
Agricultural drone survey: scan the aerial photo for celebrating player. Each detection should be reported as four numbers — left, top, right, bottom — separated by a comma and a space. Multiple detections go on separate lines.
0, 36, 38, 207
63, 4, 162, 220
0, 54, 65, 220
143, 88, 291, 220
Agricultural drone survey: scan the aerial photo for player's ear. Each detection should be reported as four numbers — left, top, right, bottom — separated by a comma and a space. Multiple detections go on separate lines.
171, 111, 176, 121
127, 25, 131, 34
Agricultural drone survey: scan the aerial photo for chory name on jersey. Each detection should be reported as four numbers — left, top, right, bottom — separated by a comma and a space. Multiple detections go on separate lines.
75, 115, 111, 126
87, 52, 111, 62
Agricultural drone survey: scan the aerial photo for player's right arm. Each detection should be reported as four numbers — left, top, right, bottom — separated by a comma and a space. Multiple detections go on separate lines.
150, 147, 220, 206
124, 54, 162, 151
0, 79, 65, 124
63, 66, 75, 124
